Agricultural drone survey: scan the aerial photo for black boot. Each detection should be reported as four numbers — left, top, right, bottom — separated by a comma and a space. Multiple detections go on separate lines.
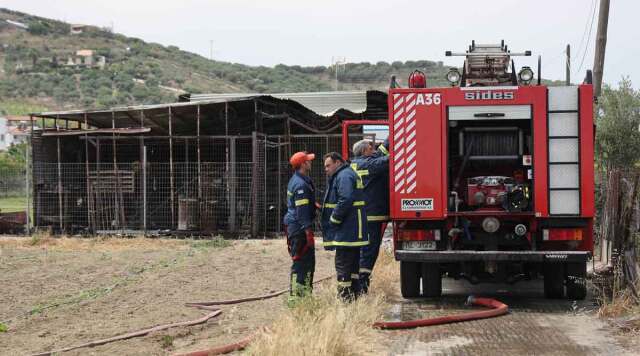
360, 273, 371, 294
337, 283, 355, 303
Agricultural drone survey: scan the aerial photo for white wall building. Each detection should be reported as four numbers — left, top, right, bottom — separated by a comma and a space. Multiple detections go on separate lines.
0, 116, 31, 151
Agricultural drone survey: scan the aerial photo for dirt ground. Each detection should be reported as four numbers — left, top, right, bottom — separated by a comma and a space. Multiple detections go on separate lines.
378, 279, 639, 355
0, 235, 335, 355
1, 235, 639, 356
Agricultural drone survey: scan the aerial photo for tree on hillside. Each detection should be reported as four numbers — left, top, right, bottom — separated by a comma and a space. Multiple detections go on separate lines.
27, 21, 49, 36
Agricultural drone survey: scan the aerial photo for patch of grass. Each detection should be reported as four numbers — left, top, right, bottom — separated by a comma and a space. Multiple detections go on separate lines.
0, 196, 27, 213
27, 235, 42, 246
159, 335, 174, 349
27, 230, 53, 246
0, 322, 8, 332
29, 282, 123, 315
189, 236, 231, 249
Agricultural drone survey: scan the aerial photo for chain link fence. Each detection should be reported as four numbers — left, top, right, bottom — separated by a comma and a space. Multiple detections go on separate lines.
0, 146, 29, 234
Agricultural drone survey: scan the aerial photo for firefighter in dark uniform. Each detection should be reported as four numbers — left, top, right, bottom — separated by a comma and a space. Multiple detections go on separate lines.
283, 151, 317, 305
321, 152, 368, 301
351, 139, 390, 293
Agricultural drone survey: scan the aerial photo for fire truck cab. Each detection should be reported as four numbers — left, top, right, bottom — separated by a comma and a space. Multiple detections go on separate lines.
386, 41, 594, 299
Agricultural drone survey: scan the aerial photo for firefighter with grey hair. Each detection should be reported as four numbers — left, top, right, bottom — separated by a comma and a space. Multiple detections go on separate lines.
350, 138, 390, 293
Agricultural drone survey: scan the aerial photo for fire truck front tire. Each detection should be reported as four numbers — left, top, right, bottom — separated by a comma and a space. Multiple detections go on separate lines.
400, 261, 420, 298
565, 262, 587, 300
421, 263, 442, 297
543, 264, 565, 299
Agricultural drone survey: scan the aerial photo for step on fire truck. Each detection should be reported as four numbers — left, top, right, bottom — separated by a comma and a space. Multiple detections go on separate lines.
345, 41, 594, 299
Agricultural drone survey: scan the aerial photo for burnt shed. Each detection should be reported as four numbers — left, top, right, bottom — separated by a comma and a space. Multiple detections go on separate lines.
29, 91, 387, 236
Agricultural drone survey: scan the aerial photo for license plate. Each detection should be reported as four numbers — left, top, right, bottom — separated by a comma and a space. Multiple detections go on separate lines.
402, 240, 436, 250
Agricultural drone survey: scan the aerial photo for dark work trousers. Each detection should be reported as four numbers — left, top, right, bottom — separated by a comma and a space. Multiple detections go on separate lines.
288, 230, 315, 302
335, 247, 361, 302
359, 221, 384, 293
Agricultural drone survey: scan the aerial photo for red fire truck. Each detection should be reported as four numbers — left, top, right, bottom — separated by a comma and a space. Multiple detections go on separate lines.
345, 41, 594, 299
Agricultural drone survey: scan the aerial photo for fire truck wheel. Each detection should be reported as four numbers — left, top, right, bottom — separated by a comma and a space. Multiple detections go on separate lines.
565, 262, 587, 300
421, 263, 442, 297
400, 261, 421, 298
543, 264, 565, 299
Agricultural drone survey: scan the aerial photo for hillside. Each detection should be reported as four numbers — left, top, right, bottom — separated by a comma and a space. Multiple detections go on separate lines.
0, 8, 451, 114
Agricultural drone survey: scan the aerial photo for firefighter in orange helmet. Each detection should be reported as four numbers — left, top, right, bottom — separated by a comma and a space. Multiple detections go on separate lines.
283, 151, 317, 305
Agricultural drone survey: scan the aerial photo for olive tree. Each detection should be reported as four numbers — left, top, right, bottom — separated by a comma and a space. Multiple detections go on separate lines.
596, 77, 640, 169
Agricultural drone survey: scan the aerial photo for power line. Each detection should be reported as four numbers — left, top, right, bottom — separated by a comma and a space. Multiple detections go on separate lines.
574, 0, 597, 61
575, 0, 598, 77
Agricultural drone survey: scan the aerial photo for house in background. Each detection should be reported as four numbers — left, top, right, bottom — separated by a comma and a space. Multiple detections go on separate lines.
70, 24, 85, 34
64, 49, 106, 69
0, 116, 32, 151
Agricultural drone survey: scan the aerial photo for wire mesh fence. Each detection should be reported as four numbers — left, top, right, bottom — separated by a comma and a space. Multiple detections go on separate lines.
16, 132, 380, 237
0, 161, 28, 234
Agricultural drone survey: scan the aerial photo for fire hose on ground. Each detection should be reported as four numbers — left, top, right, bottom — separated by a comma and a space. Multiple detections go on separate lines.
32, 277, 508, 356
372, 295, 509, 330
177, 295, 509, 355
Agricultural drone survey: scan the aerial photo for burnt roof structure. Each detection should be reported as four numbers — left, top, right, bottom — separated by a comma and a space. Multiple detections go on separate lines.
29, 91, 388, 237
31, 91, 388, 136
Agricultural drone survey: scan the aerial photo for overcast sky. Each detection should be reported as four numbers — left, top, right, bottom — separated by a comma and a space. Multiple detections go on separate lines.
3, 0, 637, 87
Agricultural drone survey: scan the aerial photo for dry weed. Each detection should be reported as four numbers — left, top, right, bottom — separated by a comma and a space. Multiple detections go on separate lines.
595, 256, 640, 322
369, 248, 400, 297
248, 248, 397, 356
598, 287, 640, 319
248, 284, 385, 356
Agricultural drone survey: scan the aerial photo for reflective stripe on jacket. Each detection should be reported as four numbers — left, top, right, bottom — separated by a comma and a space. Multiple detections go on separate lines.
320, 164, 368, 249
350, 150, 389, 222
283, 171, 316, 236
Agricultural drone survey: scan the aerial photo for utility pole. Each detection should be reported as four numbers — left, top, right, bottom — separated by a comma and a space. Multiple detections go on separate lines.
331, 56, 346, 91
593, 0, 610, 97
565, 44, 571, 85
209, 40, 214, 60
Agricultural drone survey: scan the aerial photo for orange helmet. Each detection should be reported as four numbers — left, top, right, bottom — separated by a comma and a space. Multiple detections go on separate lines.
289, 151, 315, 168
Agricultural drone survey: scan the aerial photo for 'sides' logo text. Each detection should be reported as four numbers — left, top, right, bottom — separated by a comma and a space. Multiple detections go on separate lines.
464, 91, 515, 101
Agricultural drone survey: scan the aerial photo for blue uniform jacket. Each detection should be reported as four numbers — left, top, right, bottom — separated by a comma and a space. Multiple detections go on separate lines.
283, 171, 316, 236
350, 149, 389, 222
320, 164, 369, 250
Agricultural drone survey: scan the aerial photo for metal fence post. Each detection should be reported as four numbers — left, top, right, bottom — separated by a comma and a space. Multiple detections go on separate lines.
140, 110, 145, 233
251, 131, 258, 237
228, 137, 236, 232
276, 136, 281, 234
56, 115, 63, 232
168, 107, 175, 230
84, 113, 92, 233
196, 105, 202, 232
29, 114, 34, 232
25, 140, 30, 234
143, 145, 147, 233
